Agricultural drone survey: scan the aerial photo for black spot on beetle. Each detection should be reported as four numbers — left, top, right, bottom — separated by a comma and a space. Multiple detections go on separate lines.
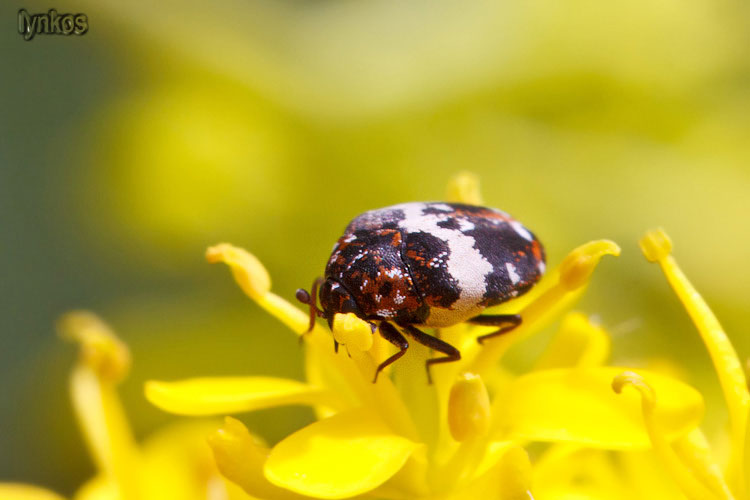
402, 231, 459, 308
436, 218, 462, 230
422, 205, 454, 216
465, 223, 543, 306
378, 281, 393, 296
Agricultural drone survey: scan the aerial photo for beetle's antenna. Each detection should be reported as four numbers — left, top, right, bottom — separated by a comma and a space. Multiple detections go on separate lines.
295, 277, 324, 334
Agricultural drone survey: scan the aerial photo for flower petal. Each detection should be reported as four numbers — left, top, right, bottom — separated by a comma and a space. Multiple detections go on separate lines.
73, 477, 116, 500
145, 377, 343, 416
533, 312, 610, 370
366, 448, 429, 500
264, 408, 419, 499
208, 417, 308, 500
494, 367, 703, 449
0, 484, 66, 500
534, 445, 633, 500
453, 445, 533, 500
620, 450, 686, 499
139, 419, 257, 500
673, 429, 734, 499
303, 345, 360, 420
494, 446, 534, 500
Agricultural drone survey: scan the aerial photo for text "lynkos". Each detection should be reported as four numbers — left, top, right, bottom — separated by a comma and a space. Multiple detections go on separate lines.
18, 9, 88, 41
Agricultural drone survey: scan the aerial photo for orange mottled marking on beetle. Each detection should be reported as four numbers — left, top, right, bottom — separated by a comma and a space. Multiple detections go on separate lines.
531, 241, 543, 262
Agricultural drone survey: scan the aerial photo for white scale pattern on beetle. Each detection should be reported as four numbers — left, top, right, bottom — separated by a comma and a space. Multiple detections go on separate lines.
505, 262, 521, 284
510, 220, 533, 242
394, 203, 494, 320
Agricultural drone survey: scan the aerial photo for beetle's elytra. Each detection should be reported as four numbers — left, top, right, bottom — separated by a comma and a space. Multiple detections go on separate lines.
297, 202, 546, 382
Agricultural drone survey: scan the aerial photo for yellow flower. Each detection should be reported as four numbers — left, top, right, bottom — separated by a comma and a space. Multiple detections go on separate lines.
0, 312, 251, 500
532, 229, 748, 500
636, 228, 746, 499
145, 175, 703, 499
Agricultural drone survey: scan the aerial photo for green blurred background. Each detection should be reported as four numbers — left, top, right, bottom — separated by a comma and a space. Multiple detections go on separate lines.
2, 0, 749, 495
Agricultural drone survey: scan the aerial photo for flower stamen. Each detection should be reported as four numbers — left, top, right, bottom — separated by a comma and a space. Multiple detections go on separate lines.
57, 311, 130, 382
613, 371, 721, 500
57, 311, 140, 500
448, 372, 491, 442
469, 240, 620, 374
446, 171, 483, 205
207, 244, 313, 336
207, 244, 420, 440
432, 373, 494, 492
206, 244, 271, 300
332, 313, 373, 353
640, 228, 748, 498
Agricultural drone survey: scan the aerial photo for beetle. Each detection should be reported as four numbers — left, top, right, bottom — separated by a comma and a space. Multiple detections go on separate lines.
296, 202, 545, 382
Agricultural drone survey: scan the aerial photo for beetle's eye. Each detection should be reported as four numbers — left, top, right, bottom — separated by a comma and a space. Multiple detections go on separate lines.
295, 289, 311, 304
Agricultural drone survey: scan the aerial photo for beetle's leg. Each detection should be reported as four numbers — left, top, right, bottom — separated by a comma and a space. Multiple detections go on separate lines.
374, 322, 409, 383
401, 324, 460, 384
295, 277, 325, 335
467, 314, 522, 344
324, 314, 341, 353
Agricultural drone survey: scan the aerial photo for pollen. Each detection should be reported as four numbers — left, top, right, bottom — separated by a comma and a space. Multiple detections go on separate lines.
448, 372, 491, 441
639, 228, 673, 262
332, 313, 373, 352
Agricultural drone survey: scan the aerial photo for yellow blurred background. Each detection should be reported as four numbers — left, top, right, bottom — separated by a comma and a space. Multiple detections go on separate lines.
2, 0, 749, 494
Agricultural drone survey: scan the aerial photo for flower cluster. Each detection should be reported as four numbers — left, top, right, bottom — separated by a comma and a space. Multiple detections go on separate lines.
2, 176, 746, 500
0, 312, 251, 500
143, 177, 743, 499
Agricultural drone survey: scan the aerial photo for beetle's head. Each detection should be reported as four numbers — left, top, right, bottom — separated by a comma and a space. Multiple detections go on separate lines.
296, 278, 362, 330
318, 279, 361, 328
